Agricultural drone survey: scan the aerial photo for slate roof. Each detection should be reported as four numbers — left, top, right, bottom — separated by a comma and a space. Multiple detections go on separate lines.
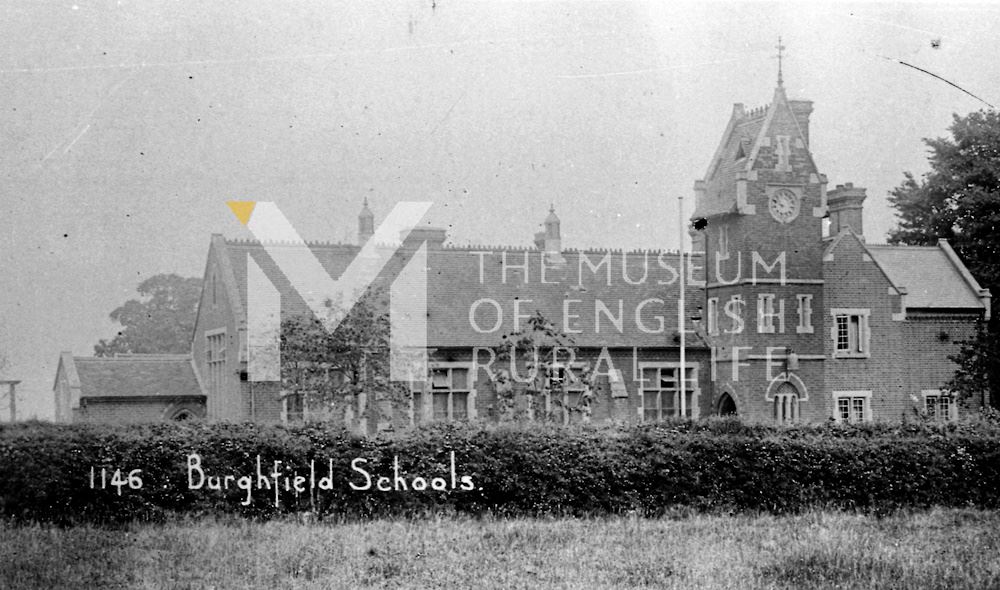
65, 354, 204, 398
695, 108, 768, 218
221, 239, 707, 349
867, 243, 986, 310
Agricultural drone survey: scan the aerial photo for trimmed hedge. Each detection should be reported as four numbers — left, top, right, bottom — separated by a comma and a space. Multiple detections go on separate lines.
2, 420, 1000, 523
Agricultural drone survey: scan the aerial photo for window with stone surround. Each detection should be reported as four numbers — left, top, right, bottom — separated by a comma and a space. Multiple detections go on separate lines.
831, 309, 870, 358
707, 297, 719, 335
726, 295, 744, 334
639, 363, 698, 421
923, 390, 957, 422
796, 294, 813, 334
281, 392, 304, 423
717, 226, 730, 261
206, 329, 226, 398
833, 391, 871, 424
411, 365, 472, 424
757, 294, 781, 334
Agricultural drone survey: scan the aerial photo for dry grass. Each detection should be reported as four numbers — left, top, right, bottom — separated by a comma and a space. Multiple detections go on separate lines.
2, 509, 999, 589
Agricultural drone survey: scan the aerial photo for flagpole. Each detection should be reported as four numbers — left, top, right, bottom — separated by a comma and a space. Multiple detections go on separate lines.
678, 195, 686, 418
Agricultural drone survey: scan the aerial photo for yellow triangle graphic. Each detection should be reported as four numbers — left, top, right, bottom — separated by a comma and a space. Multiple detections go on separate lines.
227, 201, 256, 225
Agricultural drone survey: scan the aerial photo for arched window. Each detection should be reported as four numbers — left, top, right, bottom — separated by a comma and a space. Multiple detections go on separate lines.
773, 382, 799, 423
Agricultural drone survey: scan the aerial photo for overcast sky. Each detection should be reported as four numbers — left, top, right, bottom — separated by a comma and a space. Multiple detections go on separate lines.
3, 1, 999, 419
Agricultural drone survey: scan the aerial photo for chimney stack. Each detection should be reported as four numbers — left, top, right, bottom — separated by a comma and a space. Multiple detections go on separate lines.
533, 231, 546, 250
827, 183, 867, 240
688, 226, 706, 253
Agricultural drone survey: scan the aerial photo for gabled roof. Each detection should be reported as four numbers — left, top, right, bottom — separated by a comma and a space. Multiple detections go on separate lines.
695, 105, 767, 218
191, 234, 245, 346
694, 86, 818, 219
868, 241, 989, 311
59, 354, 204, 399
218, 239, 707, 349
824, 229, 988, 316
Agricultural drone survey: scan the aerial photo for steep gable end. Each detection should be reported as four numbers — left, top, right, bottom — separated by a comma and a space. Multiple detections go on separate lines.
868, 242, 990, 315
824, 230, 904, 296
695, 104, 768, 218
745, 87, 817, 179
695, 86, 818, 218
191, 234, 245, 347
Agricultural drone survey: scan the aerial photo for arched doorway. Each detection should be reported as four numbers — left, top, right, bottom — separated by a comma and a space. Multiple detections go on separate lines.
163, 403, 202, 421
717, 393, 737, 416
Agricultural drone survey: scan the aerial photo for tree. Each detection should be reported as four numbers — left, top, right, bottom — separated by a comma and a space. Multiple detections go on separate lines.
277, 289, 411, 429
94, 274, 203, 356
489, 310, 596, 423
888, 110, 1000, 405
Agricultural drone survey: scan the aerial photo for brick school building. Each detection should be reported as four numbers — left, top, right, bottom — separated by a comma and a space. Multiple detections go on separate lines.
55, 77, 990, 427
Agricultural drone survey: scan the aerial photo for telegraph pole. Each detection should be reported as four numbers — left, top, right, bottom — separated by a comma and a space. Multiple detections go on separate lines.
677, 196, 686, 418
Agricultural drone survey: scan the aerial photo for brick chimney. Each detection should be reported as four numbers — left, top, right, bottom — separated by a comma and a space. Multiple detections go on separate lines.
688, 226, 706, 253
827, 183, 867, 240
533, 231, 546, 250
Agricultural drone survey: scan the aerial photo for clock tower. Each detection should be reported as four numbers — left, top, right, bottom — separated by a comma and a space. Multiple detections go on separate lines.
692, 76, 829, 423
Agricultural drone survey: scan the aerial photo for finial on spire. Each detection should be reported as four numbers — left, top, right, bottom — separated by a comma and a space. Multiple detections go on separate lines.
775, 36, 786, 88
549, 203, 555, 213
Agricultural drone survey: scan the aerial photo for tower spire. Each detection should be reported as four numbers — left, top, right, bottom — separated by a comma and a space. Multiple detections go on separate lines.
775, 36, 786, 88
358, 197, 374, 245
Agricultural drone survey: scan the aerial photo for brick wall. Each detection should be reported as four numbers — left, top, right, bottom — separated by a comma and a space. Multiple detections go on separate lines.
192, 236, 244, 421
74, 398, 206, 423
821, 233, 981, 420
823, 233, 903, 420
902, 314, 983, 416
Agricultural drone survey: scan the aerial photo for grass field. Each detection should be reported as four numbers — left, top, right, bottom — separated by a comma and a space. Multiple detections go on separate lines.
2, 509, 998, 589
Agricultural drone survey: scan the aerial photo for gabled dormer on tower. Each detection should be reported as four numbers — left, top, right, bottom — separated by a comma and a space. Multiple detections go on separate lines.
693, 76, 832, 291
694, 84, 827, 222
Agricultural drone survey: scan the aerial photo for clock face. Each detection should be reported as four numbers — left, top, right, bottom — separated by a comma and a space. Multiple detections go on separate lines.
768, 189, 800, 223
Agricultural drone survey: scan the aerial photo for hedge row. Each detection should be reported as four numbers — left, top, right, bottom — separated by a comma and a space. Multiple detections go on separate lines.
1, 420, 999, 523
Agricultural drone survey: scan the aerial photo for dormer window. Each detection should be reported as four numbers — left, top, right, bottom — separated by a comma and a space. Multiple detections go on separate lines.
734, 142, 747, 160
775, 135, 792, 171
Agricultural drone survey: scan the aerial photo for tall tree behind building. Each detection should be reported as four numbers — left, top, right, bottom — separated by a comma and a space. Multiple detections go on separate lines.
94, 274, 203, 356
888, 110, 1000, 406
